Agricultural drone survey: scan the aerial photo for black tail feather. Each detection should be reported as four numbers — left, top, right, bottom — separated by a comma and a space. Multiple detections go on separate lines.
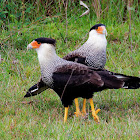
113, 73, 140, 89
96, 71, 124, 89
95, 69, 140, 89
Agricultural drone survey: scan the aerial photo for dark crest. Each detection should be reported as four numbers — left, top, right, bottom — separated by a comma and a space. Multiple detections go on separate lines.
35, 37, 56, 45
90, 24, 106, 31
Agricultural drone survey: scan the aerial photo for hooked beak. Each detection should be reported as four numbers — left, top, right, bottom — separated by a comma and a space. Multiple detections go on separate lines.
27, 41, 41, 50
27, 44, 33, 50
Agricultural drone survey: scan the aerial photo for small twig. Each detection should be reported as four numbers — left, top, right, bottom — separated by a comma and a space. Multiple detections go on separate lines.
65, 0, 68, 43
80, 1, 90, 17
128, 0, 133, 51
0, 55, 1, 63
61, 69, 74, 100
21, 101, 33, 104
92, 0, 101, 19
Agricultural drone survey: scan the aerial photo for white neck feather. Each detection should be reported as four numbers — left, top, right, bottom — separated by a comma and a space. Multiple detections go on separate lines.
36, 43, 58, 66
87, 30, 107, 49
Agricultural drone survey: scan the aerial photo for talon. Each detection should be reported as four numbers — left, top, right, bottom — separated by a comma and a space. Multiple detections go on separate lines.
74, 98, 82, 117
92, 113, 100, 123
89, 98, 100, 123
95, 109, 101, 114
81, 110, 87, 116
74, 111, 82, 117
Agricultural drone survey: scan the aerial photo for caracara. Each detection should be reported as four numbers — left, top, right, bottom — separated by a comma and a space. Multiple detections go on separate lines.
25, 24, 107, 117
25, 24, 108, 117
24, 37, 140, 123
63, 23, 107, 114
63, 24, 107, 68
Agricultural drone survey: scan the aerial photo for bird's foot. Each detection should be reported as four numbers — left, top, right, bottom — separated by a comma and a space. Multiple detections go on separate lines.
92, 109, 101, 123
92, 113, 100, 123
89, 98, 101, 123
74, 111, 82, 117
81, 109, 87, 116
95, 109, 101, 114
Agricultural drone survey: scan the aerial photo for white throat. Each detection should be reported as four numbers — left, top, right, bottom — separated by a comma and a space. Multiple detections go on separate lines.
87, 30, 107, 49
35, 43, 60, 86
36, 43, 57, 65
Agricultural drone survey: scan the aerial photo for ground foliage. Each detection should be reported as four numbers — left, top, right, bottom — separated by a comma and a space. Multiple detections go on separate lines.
0, 0, 140, 139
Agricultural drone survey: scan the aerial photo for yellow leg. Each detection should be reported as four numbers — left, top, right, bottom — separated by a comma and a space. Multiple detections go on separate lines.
95, 109, 101, 114
89, 98, 100, 123
74, 98, 82, 117
82, 98, 87, 115
64, 107, 69, 123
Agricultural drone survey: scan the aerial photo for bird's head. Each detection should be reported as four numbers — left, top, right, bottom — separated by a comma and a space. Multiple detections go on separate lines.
27, 38, 57, 64
27, 37, 56, 56
89, 24, 107, 36
27, 37, 56, 50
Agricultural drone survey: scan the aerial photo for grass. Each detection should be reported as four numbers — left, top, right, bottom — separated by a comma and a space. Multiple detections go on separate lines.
0, 1, 140, 139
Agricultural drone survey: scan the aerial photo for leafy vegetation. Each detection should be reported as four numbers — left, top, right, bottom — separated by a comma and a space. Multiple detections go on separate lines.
0, 0, 140, 139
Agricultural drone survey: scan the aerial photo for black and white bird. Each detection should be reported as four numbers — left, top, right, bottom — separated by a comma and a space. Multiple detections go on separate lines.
63, 24, 107, 69
26, 24, 108, 116
24, 37, 140, 123
63, 24, 107, 113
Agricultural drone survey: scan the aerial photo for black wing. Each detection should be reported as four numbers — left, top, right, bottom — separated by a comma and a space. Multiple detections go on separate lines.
52, 64, 104, 88
63, 53, 86, 65
24, 78, 48, 97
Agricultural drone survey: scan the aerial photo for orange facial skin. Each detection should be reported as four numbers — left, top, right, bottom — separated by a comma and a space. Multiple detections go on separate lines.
30, 41, 41, 49
96, 26, 105, 34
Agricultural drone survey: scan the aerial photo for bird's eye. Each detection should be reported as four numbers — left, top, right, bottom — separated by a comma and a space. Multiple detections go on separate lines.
38, 42, 41, 44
